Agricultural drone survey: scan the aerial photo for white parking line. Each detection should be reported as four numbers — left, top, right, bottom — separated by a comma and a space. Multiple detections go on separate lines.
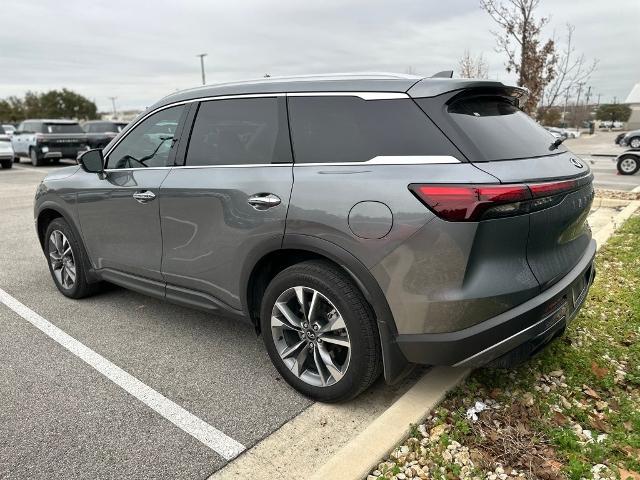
0, 286, 245, 461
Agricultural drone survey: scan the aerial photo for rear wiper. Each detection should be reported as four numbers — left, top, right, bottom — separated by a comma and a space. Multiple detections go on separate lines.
549, 137, 566, 151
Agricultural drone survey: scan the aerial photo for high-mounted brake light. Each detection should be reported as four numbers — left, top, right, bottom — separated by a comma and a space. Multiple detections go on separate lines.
409, 176, 591, 222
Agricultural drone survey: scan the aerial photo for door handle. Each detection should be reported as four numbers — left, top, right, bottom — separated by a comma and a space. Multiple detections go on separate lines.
133, 190, 156, 203
247, 193, 281, 210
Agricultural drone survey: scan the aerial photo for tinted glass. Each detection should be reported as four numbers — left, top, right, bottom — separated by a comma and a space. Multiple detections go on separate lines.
423, 95, 563, 161
288, 97, 461, 163
0, 125, 5, 134
106, 105, 184, 169
186, 97, 290, 166
44, 123, 83, 134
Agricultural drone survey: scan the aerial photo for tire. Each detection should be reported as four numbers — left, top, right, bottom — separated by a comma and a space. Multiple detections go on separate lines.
13, 156, 20, 163
44, 218, 99, 299
260, 260, 382, 402
1, 159, 12, 169
629, 137, 640, 149
617, 155, 640, 175
30, 148, 44, 167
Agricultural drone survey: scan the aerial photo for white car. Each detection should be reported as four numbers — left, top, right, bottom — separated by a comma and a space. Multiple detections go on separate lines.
0, 135, 14, 169
563, 128, 581, 139
2, 124, 16, 137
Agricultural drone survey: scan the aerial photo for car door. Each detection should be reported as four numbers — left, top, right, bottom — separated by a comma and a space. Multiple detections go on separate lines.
75, 104, 187, 289
159, 96, 293, 312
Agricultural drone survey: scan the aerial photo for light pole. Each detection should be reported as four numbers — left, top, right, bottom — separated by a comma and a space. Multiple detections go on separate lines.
108, 96, 117, 118
196, 53, 208, 85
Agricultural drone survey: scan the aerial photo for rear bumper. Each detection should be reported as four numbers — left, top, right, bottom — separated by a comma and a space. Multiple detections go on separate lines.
396, 239, 596, 367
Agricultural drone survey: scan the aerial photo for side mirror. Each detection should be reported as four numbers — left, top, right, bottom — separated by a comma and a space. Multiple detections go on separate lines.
79, 149, 104, 173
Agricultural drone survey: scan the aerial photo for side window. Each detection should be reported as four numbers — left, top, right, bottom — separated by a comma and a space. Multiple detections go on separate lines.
106, 105, 184, 169
288, 97, 461, 163
185, 97, 291, 166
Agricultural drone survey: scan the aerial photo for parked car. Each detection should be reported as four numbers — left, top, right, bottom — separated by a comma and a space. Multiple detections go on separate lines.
82, 120, 128, 149
563, 128, 581, 139
544, 126, 568, 139
2, 124, 16, 137
617, 129, 640, 149
615, 132, 627, 145
34, 74, 596, 401
614, 150, 640, 175
12, 119, 88, 166
0, 131, 14, 169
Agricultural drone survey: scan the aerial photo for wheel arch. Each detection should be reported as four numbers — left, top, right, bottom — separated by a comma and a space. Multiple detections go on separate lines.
242, 234, 411, 383
35, 203, 100, 283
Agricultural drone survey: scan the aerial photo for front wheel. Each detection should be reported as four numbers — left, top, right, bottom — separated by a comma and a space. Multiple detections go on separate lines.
629, 137, 640, 149
44, 218, 99, 298
617, 155, 640, 175
260, 260, 382, 402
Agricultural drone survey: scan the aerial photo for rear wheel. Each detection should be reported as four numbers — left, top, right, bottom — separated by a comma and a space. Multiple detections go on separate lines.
1, 159, 12, 169
260, 260, 381, 402
629, 136, 640, 149
13, 156, 20, 163
30, 148, 44, 167
617, 155, 640, 175
44, 218, 99, 298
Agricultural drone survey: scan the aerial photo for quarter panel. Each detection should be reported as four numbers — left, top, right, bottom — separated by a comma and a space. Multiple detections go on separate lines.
286, 163, 498, 270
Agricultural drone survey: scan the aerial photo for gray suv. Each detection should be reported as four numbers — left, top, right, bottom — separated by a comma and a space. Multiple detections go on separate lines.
34, 74, 596, 401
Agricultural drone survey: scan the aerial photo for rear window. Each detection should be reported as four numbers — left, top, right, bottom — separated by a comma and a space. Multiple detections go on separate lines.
288, 97, 461, 163
44, 123, 83, 134
417, 95, 564, 162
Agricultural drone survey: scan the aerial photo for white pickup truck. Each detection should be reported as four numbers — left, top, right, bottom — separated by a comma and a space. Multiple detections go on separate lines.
11, 119, 88, 166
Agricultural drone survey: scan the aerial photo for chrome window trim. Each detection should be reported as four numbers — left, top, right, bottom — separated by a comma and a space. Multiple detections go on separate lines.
103, 91, 424, 172
102, 155, 459, 172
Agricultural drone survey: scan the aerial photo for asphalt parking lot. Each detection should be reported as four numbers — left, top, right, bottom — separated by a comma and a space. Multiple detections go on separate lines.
0, 160, 313, 479
1, 155, 638, 479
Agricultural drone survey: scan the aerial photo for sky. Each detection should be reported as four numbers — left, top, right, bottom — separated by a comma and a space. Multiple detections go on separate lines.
0, 0, 638, 113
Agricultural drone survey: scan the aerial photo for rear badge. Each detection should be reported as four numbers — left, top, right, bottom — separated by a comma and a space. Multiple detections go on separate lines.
570, 158, 584, 168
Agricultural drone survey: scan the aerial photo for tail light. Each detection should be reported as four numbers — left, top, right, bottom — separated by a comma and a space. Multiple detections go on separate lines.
409, 175, 591, 222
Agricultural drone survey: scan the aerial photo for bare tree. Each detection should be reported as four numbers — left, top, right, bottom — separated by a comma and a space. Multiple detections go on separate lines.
480, 0, 557, 114
542, 24, 598, 108
459, 50, 489, 79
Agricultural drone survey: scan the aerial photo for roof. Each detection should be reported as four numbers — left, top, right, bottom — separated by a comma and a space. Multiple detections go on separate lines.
151, 72, 517, 110
624, 83, 640, 104
22, 119, 80, 124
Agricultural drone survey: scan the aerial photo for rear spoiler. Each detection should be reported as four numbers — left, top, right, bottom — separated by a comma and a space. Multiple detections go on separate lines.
407, 78, 529, 106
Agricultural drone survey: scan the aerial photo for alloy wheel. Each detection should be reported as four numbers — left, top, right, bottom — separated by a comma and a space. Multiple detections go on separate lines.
270, 286, 351, 387
48, 230, 76, 289
620, 157, 638, 173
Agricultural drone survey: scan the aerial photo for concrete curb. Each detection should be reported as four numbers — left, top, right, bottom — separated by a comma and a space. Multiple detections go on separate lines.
593, 200, 640, 251
309, 367, 469, 480
592, 197, 632, 208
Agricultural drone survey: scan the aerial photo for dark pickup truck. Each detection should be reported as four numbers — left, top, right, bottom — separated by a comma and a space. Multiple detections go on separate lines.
82, 120, 128, 149
12, 119, 88, 166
